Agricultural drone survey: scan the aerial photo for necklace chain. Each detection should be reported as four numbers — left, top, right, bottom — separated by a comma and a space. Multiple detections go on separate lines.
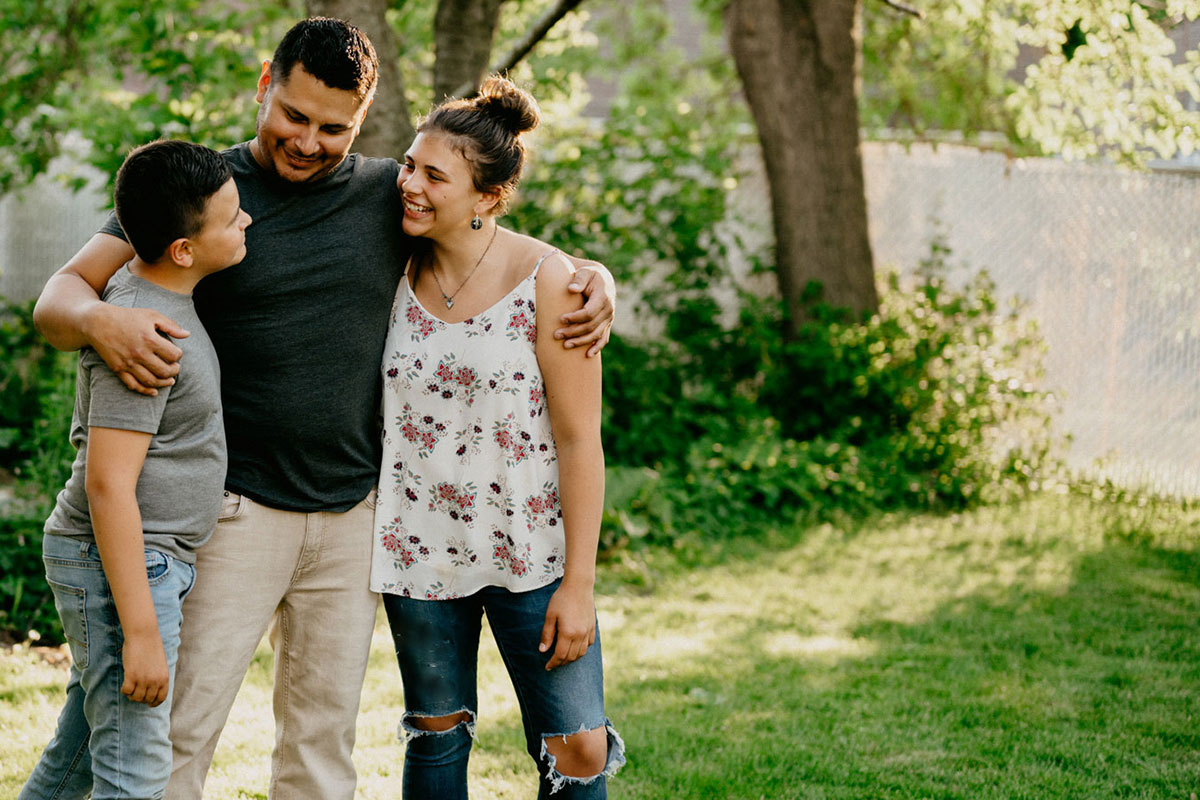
431, 225, 498, 310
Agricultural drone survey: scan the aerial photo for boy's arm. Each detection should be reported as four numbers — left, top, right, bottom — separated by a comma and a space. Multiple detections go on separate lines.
558, 256, 616, 358
85, 426, 170, 707
536, 255, 604, 671
34, 233, 187, 396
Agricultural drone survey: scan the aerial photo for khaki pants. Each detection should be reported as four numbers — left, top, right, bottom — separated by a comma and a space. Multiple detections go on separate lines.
164, 490, 380, 800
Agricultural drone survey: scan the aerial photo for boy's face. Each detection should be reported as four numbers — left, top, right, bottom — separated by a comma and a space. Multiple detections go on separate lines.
253, 63, 370, 183
190, 179, 252, 273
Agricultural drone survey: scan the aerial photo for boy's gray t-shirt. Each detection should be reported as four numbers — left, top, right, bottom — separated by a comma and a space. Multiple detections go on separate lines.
44, 267, 227, 564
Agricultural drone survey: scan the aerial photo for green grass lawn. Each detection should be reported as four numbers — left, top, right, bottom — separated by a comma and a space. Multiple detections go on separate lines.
3, 493, 1199, 798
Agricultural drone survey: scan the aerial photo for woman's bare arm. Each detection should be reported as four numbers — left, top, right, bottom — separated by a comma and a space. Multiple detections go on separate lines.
536, 254, 604, 670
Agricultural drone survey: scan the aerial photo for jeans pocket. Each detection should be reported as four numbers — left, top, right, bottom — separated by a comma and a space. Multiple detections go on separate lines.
145, 549, 171, 584
363, 487, 379, 510
47, 578, 89, 669
218, 491, 247, 522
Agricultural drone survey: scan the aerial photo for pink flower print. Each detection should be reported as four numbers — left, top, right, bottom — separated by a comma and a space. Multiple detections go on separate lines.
381, 531, 404, 554
424, 582, 460, 600
490, 530, 531, 576
429, 481, 478, 525
507, 304, 536, 345
494, 415, 532, 466
431, 356, 481, 405
528, 381, 545, 417
379, 517, 423, 570
522, 484, 563, 530
406, 300, 438, 339
396, 404, 444, 458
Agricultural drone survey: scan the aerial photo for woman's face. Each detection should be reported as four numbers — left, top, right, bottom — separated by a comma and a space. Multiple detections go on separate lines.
398, 132, 488, 239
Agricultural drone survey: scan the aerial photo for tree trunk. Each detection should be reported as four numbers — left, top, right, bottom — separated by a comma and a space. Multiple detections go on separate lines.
308, 0, 416, 156
433, 0, 506, 101
725, 0, 878, 326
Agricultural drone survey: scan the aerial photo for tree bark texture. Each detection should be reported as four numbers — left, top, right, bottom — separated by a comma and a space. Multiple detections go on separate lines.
308, 0, 416, 156
725, 0, 878, 324
433, 0, 506, 101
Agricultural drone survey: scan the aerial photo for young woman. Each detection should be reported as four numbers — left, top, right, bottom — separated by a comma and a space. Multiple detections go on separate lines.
370, 76, 624, 799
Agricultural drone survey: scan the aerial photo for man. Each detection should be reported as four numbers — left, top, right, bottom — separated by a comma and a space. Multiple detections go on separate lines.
33, 18, 614, 799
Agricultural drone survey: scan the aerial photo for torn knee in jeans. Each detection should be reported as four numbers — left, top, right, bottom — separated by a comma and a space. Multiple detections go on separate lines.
540, 720, 626, 794
399, 709, 476, 743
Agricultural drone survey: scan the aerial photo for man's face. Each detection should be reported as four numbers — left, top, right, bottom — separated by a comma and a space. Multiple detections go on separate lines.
253, 63, 370, 183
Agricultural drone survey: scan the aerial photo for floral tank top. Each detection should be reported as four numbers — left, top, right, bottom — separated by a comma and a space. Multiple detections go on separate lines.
371, 252, 564, 600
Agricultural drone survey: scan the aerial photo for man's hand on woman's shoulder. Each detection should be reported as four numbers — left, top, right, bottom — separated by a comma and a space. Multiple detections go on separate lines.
558, 259, 616, 358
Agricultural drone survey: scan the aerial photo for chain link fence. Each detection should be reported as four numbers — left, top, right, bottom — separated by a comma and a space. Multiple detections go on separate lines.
0, 162, 109, 303
864, 141, 1200, 498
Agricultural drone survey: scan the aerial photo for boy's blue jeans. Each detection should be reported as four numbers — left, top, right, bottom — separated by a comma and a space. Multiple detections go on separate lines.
383, 579, 625, 800
20, 535, 196, 800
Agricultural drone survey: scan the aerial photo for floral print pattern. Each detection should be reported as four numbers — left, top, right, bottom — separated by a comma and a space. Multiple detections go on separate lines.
372, 253, 566, 599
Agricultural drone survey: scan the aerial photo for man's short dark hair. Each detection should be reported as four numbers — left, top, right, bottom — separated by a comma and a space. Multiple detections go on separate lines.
114, 140, 232, 263
270, 17, 378, 99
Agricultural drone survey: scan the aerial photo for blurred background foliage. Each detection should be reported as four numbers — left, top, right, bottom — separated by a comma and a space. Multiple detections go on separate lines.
4, 0, 1196, 639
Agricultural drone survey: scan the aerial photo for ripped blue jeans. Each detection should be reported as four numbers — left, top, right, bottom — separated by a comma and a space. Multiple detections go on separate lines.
383, 579, 625, 799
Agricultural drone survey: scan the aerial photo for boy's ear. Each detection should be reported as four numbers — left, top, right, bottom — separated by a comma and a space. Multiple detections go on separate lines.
166, 237, 195, 269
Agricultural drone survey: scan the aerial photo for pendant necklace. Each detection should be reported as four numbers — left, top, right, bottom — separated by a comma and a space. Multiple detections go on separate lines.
431, 225, 498, 309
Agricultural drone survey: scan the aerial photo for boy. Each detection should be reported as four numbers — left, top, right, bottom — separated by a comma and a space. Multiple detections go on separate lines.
20, 140, 251, 800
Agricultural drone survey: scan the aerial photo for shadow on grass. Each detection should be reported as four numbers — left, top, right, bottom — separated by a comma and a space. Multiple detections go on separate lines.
544, 536, 1200, 799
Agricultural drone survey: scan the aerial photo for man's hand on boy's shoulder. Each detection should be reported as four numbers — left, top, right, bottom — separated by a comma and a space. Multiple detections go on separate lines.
86, 303, 189, 396
558, 259, 616, 358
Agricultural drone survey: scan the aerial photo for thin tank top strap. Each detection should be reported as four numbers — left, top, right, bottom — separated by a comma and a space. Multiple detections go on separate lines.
530, 249, 560, 277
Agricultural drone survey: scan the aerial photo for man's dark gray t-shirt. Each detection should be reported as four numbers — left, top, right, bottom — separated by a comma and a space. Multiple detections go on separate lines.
101, 143, 409, 512
45, 266, 226, 563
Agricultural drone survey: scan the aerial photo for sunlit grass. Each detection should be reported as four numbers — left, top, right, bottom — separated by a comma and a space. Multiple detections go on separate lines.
3, 493, 1199, 798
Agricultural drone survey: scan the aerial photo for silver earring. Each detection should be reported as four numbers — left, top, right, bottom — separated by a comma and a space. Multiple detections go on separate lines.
471, 215, 483, 230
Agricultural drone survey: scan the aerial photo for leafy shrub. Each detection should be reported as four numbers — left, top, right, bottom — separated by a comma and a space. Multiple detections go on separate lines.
0, 299, 75, 641
596, 246, 1063, 552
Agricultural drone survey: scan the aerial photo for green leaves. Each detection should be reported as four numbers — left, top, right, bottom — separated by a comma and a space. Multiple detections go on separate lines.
0, 0, 299, 196
862, 0, 1200, 164
0, 299, 76, 641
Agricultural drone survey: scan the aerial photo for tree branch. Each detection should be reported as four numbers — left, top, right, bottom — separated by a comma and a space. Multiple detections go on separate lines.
448, 0, 585, 99
877, 0, 924, 18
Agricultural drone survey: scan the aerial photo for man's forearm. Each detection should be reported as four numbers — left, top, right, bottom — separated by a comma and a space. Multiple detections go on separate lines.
34, 231, 134, 352
33, 271, 105, 352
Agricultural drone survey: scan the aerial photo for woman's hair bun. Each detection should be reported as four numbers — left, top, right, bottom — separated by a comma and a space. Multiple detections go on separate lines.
474, 75, 540, 136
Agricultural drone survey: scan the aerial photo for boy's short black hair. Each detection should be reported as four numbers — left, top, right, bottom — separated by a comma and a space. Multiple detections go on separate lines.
270, 17, 378, 99
114, 140, 232, 263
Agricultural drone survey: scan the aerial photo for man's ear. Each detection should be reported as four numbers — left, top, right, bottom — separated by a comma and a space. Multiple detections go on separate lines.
256, 61, 272, 104
166, 237, 195, 269
354, 94, 376, 130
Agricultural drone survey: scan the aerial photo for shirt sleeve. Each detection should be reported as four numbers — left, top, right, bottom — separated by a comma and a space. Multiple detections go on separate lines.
82, 349, 169, 434
98, 211, 127, 242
